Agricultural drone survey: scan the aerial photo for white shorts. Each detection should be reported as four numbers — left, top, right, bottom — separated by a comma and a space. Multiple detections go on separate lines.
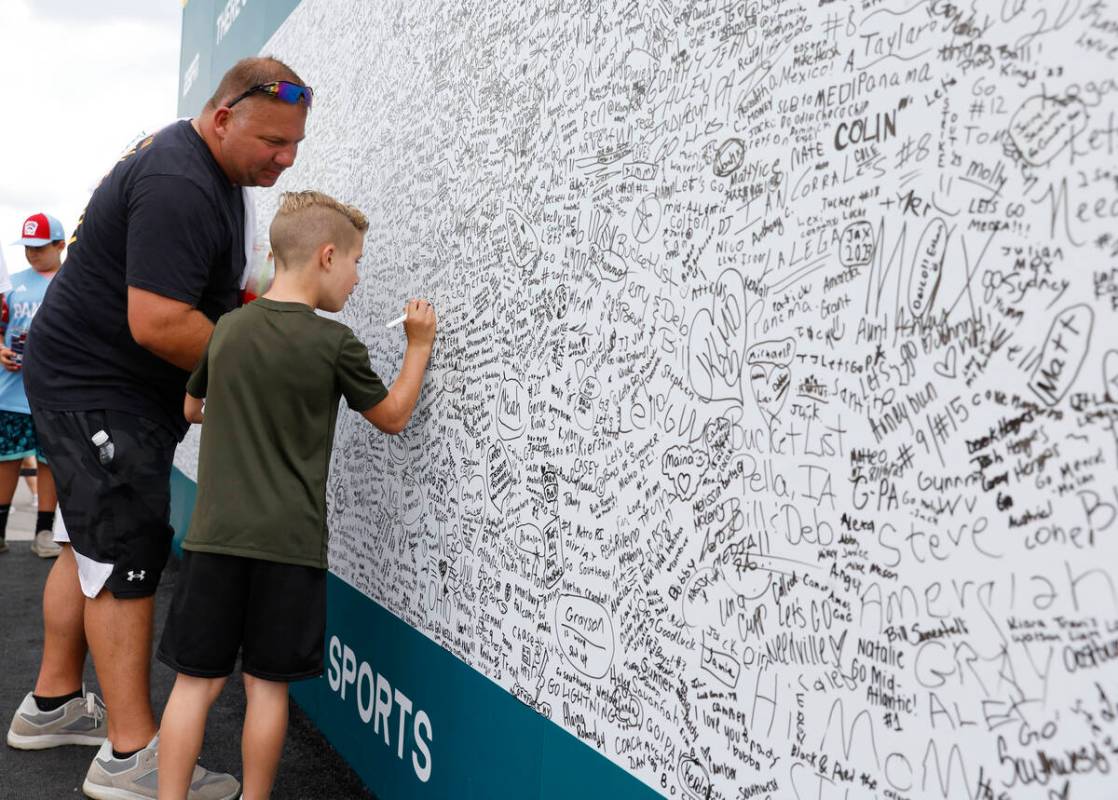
53, 511, 114, 599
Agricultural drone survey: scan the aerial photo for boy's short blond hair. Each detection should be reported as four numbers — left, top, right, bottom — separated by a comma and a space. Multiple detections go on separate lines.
269, 190, 368, 270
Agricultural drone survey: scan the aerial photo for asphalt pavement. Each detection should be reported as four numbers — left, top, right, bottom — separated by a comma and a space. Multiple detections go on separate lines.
0, 481, 376, 799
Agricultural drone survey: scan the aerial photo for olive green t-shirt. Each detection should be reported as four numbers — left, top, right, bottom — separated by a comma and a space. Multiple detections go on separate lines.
183, 298, 388, 568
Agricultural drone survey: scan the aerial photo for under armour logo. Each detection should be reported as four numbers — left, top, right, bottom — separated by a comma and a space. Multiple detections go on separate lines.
126, 570, 146, 582
23, 220, 38, 236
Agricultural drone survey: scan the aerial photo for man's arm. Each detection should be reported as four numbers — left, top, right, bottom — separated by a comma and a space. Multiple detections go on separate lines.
127, 286, 214, 371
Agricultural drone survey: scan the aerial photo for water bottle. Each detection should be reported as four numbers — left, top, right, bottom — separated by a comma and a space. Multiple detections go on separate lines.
10, 330, 26, 367
92, 430, 114, 465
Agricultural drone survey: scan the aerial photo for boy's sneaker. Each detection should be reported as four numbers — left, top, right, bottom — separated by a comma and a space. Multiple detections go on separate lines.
30, 529, 61, 558
83, 736, 240, 800
7, 690, 107, 749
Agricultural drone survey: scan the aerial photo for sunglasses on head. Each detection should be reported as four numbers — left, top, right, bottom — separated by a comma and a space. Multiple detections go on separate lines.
226, 80, 313, 110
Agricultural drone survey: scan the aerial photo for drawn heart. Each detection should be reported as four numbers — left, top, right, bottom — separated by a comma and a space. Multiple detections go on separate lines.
749, 363, 790, 422
1104, 350, 1118, 402
505, 207, 540, 268
934, 347, 957, 379
661, 446, 708, 501
687, 269, 748, 402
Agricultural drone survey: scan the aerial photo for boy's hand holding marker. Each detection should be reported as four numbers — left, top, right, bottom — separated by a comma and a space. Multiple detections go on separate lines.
390, 299, 436, 349
363, 299, 436, 432
387, 298, 436, 346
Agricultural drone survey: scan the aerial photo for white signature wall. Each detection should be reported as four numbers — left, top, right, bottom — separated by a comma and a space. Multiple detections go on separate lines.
178, 1, 1118, 797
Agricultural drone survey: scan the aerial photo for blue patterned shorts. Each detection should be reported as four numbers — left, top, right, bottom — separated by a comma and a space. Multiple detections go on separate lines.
0, 410, 46, 462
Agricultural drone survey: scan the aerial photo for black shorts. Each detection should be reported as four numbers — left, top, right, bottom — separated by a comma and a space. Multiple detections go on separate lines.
157, 550, 327, 682
32, 407, 176, 599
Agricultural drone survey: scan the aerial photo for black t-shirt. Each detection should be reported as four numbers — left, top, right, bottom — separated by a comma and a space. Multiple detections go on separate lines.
24, 120, 245, 438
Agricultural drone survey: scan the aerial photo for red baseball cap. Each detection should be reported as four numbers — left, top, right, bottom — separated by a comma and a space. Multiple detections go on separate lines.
13, 213, 65, 246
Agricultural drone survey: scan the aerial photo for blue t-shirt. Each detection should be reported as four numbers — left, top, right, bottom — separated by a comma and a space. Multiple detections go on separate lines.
0, 268, 53, 415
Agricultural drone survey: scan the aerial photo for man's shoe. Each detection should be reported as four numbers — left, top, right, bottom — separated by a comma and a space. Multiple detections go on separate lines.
0, 536, 8, 553
30, 529, 61, 558
82, 736, 241, 800
7, 690, 107, 749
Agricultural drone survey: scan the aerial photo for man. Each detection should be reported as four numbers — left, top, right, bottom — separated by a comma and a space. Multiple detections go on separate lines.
5, 56, 310, 800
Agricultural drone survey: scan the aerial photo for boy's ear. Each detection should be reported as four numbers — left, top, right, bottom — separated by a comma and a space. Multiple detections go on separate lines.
319, 243, 336, 271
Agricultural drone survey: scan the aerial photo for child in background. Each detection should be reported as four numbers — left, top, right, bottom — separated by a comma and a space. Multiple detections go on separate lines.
21, 456, 39, 507
156, 191, 436, 799
0, 213, 64, 556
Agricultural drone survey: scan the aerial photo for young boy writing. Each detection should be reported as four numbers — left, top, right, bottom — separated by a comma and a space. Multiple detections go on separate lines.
155, 191, 436, 799
0, 213, 64, 558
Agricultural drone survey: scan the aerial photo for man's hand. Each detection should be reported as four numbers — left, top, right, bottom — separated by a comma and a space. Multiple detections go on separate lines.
0, 347, 20, 372
184, 393, 205, 424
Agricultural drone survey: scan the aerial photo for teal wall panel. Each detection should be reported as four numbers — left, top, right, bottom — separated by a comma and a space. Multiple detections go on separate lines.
289, 574, 664, 800
178, 0, 302, 116
177, 0, 215, 115
169, 466, 196, 557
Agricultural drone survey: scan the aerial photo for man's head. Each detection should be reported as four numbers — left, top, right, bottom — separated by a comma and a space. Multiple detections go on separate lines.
269, 191, 368, 312
13, 213, 65, 272
201, 56, 310, 187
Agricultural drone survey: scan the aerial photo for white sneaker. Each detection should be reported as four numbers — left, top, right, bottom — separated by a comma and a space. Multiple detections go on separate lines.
6, 690, 107, 749
83, 735, 241, 800
30, 529, 61, 558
